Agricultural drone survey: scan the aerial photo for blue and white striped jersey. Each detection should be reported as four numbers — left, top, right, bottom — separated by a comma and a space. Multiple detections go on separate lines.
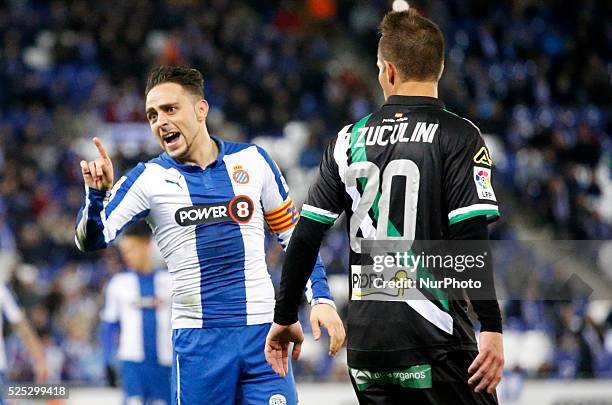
101, 270, 173, 365
77, 136, 333, 329
0, 283, 23, 371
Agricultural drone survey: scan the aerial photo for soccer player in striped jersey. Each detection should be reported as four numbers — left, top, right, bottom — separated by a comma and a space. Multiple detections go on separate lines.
267, 8, 503, 405
101, 221, 172, 405
76, 66, 344, 405
0, 283, 47, 403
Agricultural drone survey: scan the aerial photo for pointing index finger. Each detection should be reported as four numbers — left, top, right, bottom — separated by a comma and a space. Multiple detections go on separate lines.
93, 137, 109, 159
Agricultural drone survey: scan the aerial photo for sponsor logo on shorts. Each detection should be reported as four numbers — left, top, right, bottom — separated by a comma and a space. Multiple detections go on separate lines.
175, 195, 254, 226
269, 394, 287, 405
349, 364, 432, 390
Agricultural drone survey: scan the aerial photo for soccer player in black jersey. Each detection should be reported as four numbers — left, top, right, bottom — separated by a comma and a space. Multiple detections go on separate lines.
266, 8, 503, 405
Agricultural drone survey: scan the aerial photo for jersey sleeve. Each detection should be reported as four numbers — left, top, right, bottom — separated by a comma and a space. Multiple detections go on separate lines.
301, 136, 345, 226
75, 163, 151, 251
0, 284, 23, 324
257, 146, 334, 306
442, 124, 500, 226
100, 276, 120, 323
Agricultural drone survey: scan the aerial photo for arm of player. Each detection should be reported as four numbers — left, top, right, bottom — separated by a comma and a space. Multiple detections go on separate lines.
100, 320, 120, 387
266, 216, 335, 376
269, 216, 344, 356
449, 216, 502, 333
258, 145, 344, 359
267, 201, 337, 303
0, 284, 47, 383
100, 321, 120, 365
273, 217, 330, 325
263, 138, 346, 376
257, 145, 336, 305
14, 319, 48, 384
449, 216, 503, 394
75, 138, 151, 251
265, 199, 335, 306
441, 123, 503, 393
100, 276, 121, 365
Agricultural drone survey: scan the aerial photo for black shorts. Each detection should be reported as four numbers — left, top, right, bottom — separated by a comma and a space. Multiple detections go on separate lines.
348, 350, 498, 405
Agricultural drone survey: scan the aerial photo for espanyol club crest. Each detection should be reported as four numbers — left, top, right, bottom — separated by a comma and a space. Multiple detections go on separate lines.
269, 394, 287, 405
232, 164, 250, 184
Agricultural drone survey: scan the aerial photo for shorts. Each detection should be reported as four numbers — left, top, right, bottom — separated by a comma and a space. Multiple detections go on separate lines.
121, 361, 172, 405
349, 350, 498, 405
172, 323, 297, 405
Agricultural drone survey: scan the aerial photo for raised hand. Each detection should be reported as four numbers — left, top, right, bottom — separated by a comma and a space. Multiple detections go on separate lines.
80, 137, 114, 191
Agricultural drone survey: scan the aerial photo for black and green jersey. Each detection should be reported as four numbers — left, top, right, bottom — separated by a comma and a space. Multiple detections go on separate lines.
301, 96, 500, 369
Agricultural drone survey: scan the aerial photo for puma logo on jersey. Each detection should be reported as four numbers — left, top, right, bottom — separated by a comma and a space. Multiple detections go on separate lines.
165, 178, 182, 188
353, 122, 439, 147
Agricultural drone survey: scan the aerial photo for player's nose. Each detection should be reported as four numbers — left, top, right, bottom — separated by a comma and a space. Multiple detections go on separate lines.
156, 116, 171, 133
158, 113, 170, 126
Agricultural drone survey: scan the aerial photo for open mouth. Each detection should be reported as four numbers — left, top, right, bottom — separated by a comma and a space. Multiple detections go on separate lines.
162, 132, 181, 145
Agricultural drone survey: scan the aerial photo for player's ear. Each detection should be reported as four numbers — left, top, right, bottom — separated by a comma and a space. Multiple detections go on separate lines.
385, 60, 396, 86
195, 99, 209, 122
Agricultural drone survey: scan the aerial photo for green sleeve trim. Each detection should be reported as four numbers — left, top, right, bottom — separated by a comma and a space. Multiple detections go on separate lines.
449, 209, 500, 226
302, 209, 336, 225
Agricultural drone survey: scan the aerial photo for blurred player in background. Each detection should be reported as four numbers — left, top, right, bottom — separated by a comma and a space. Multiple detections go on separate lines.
0, 282, 47, 403
267, 6, 503, 405
101, 220, 172, 405
75, 66, 344, 404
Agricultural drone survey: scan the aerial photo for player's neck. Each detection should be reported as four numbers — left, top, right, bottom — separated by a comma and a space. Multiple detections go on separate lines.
181, 130, 219, 168
135, 261, 154, 274
391, 81, 438, 98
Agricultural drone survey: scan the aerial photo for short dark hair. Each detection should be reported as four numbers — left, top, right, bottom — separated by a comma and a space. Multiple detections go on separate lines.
378, 9, 444, 82
122, 220, 151, 240
145, 66, 204, 98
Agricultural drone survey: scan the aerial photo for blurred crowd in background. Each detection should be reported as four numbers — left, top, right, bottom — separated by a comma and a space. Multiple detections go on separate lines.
0, 0, 610, 388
